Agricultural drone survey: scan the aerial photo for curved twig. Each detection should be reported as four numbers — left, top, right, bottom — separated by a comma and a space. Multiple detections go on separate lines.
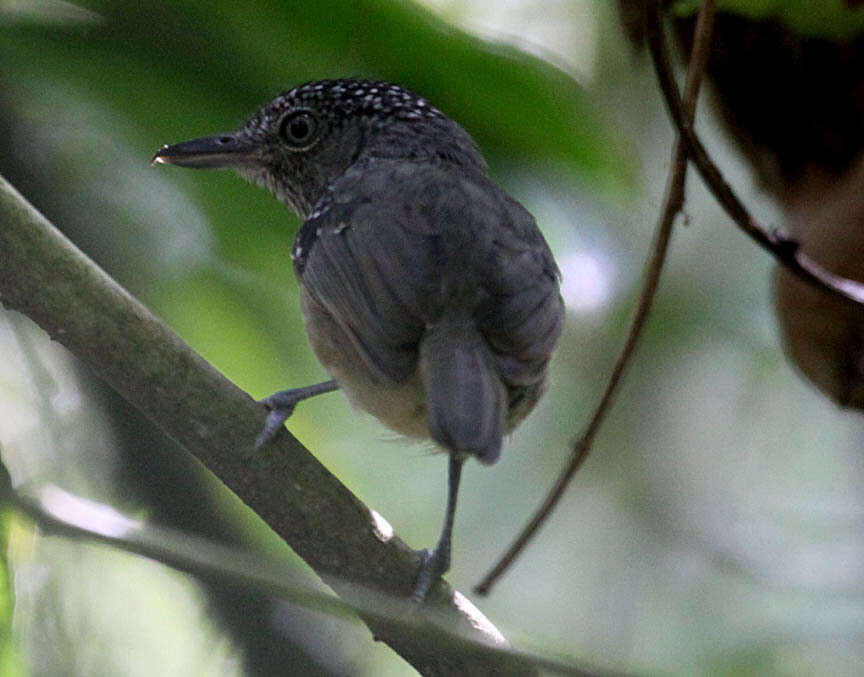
645, 0, 864, 305
476, 0, 717, 596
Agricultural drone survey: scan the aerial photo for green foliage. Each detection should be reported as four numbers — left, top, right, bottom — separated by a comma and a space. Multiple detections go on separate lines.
0, 0, 627, 401
673, 0, 864, 39
0, 511, 18, 676
0, 3, 625, 675
0, 0, 625, 187
7, 1, 864, 675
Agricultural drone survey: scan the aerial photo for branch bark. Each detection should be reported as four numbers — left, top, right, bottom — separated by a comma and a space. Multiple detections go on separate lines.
0, 468, 594, 677
0, 174, 543, 676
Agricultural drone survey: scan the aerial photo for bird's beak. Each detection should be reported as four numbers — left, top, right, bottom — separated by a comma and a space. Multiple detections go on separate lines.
152, 133, 260, 169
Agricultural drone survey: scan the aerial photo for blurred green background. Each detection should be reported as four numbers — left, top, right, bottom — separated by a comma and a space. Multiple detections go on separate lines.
2, 1, 864, 675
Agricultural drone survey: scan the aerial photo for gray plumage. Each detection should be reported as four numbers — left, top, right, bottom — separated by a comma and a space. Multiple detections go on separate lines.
295, 155, 561, 463
153, 78, 564, 598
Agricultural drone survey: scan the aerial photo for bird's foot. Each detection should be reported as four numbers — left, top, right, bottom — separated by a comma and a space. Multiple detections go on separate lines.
254, 380, 339, 449
411, 546, 450, 603
255, 389, 302, 449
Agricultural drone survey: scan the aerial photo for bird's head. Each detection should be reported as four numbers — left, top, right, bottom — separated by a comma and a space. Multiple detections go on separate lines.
153, 78, 485, 218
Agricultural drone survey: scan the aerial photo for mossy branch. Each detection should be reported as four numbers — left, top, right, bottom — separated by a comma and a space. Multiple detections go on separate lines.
0, 174, 557, 677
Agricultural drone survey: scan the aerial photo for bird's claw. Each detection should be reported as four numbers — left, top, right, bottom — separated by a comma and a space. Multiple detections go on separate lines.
252, 381, 339, 451
254, 407, 293, 449
254, 392, 303, 449
412, 547, 449, 603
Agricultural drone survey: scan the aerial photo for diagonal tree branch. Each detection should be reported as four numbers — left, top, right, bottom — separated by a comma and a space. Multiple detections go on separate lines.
645, 0, 864, 307
476, 0, 717, 596
0, 467, 595, 677
0, 174, 546, 676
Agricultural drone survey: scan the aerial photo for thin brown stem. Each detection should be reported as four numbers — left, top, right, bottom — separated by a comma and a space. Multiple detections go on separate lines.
645, 0, 864, 306
475, 0, 717, 596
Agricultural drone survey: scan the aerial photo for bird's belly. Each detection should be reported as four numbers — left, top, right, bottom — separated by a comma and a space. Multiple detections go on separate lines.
299, 287, 430, 440
336, 368, 429, 439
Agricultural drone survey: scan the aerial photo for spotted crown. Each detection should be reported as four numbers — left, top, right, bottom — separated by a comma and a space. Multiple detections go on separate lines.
245, 78, 446, 134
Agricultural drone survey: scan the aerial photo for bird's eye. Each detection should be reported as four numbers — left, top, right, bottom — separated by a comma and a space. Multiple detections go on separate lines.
279, 111, 319, 148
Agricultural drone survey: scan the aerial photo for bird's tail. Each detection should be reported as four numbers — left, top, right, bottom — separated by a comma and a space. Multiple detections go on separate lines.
419, 319, 505, 464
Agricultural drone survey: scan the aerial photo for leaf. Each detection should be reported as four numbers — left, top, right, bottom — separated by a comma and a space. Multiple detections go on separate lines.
0, 0, 627, 189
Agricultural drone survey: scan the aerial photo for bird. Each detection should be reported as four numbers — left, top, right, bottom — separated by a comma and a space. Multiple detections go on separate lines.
153, 78, 564, 601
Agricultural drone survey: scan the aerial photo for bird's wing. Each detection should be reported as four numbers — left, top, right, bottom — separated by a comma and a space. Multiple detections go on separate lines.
474, 190, 564, 387
294, 160, 563, 386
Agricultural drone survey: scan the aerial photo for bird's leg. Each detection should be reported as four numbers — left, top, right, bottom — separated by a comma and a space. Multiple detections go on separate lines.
412, 454, 464, 602
255, 379, 339, 448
